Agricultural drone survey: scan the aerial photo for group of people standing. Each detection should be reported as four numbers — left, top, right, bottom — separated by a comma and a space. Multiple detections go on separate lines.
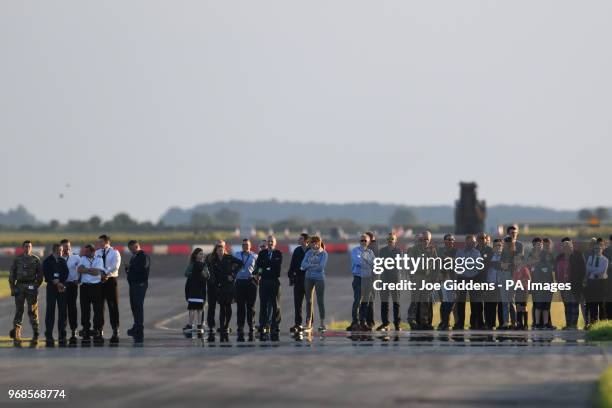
183, 233, 328, 341
349, 226, 612, 332
8, 226, 611, 345
8, 235, 150, 344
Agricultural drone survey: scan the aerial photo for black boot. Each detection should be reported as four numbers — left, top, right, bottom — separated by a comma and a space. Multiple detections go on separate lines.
110, 330, 119, 344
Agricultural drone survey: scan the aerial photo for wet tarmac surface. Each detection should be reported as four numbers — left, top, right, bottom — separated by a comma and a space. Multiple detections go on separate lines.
1, 268, 610, 407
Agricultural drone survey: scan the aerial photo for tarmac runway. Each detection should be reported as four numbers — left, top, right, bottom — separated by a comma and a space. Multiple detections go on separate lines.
0, 255, 610, 407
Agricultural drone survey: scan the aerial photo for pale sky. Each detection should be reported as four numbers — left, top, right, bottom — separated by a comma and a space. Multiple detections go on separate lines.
1, 0, 611, 223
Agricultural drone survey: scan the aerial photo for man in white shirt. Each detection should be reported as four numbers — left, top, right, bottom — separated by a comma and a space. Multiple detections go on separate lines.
61, 239, 81, 342
78, 244, 105, 342
96, 234, 122, 343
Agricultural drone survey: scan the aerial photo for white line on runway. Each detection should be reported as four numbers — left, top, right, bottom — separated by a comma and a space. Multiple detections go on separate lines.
154, 311, 188, 331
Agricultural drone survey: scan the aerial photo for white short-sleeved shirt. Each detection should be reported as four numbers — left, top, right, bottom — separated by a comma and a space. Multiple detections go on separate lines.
79, 255, 104, 284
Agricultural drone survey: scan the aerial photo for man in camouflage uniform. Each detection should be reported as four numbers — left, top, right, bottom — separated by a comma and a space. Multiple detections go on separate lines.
9, 240, 43, 340
406, 231, 438, 330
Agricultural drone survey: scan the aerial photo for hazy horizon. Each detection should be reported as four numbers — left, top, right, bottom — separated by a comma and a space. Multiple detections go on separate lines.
2, 1, 611, 223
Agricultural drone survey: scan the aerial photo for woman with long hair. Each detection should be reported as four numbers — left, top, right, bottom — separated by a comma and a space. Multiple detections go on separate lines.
183, 248, 209, 337
208, 243, 243, 340
300, 235, 328, 332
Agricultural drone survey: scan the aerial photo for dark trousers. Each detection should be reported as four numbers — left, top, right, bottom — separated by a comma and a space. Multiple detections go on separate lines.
207, 280, 217, 329
484, 302, 498, 328
45, 285, 67, 338
259, 279, 281, 331
80, 283, 103, 332
65, 281, 79, 331
235, 279, 257, 330
351, 276, 361, 323
293, 271, 306, 326
380, 301, 401, 326
101, 277, 119, 330
564, 302, 580, 327
440, 302, 454, 327
218, 301, 232, 332
470, 299, 484, 329
380, 274, 400, 326
366, 302, 375, 326
455, 289, 467, 328
129, 281, 147, 335
587, 302, 605, 324
606, 302, 612, 320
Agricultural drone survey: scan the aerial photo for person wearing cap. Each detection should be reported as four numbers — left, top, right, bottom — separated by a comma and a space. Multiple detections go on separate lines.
437, 234, 456, 330
377, 233, 402, 331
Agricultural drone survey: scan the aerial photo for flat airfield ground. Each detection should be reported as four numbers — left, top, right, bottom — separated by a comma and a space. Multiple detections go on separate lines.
0, 254, 610, 407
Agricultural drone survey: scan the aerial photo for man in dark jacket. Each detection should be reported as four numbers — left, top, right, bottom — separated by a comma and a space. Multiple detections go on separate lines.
255, 235, 283, 339
43, 243, 69, 343
288, 233, 309, 332
126, 240, 150, 343
555, 238, 586, 329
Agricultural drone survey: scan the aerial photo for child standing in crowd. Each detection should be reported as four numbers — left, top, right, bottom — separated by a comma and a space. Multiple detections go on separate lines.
184, 248, 209, 337
585, 240, 609, 326
301, 236, 328, 332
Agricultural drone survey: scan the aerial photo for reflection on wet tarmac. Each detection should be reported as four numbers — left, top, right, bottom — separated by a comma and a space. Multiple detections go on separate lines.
0, 330, 589, 349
